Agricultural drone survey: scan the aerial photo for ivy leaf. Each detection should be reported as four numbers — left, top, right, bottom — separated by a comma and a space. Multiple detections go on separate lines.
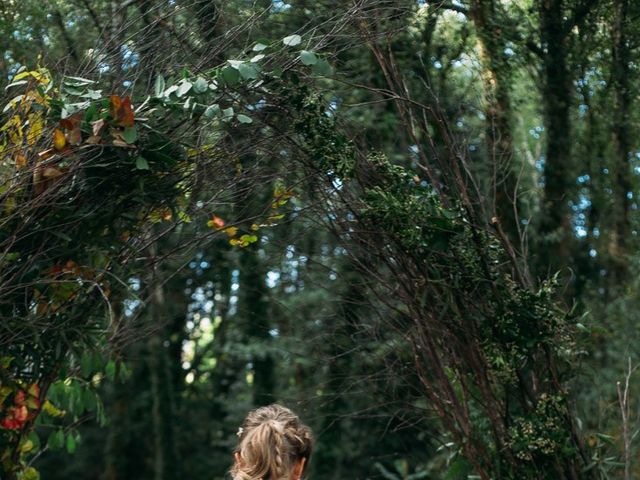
237, 114, 253, 124
221, 66, 240, 84
204, 104, 221, 119
222, 107, 234, 122
154, 75, 165, 97
312, 58, 332, 76
283, 34, 302, 46
177, 81, 192, 97
238, 63, 259, 80
122, 126, 138, 144
163, 85, 179, 97
253, 42, 268, 51
300, 50, 318, 66
193, 77, 208, 94
135, 157, 150, 170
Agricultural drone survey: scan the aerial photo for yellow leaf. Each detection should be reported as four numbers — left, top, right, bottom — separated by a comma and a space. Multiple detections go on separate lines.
42, 399, 65, 417
223, 226, 238, 237
27, 113, 44, 145
53, 128, 66, 151
19, 439, 34, 453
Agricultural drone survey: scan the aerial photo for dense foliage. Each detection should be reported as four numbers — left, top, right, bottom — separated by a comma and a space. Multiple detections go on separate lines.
1, 1, 640, 479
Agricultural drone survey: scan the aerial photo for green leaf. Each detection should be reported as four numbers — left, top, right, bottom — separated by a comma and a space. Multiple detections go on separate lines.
81, 353, 93, 377
47, 430, 65, 450
221, 66, 240, 84
163, 85, 179, 97
283, 34, 302, 47
81, 89, 102, 100
22, 467, 40, 480
204, 104, 221, 119
154, 75, 165, 97
222, 107, 234, 122
66, 433, 77, 454
83, 389, 97, 412
253, 42, 268, 51
237, 114, 253, 124
105, 360, 117, 380
135, 157, 150, 171
193, 77, 208, 94
240, 234, 258, 244
119, 362, 132, 382
122, 126, 138, 144
300, 50, 318, 66
64, 75, 95, 86
177, 81, 192, 97
311, 58, 332, 76
85, 104, 97, 123
27, 431, 41, 452
251, 54, 265, 63
238, 63, 259, 80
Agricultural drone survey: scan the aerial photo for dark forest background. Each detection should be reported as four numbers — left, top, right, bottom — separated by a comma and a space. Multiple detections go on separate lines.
2, 0, 640, 479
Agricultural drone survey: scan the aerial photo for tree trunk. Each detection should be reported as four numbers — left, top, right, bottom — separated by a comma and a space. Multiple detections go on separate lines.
609, 0, 632, 281
147, 244, 180, 480
538, 0, 574, 274
469, 0, 521, 246
239, 242, 275, 406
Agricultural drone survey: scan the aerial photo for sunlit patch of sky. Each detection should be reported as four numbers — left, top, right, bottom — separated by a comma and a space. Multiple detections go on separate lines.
272, 0, 291, 12
266, 270, 280, 288
122, 44, 138, 70
529, 125, 544, 139
577, 174, 590, 184
570, 193, 591, 238
228, 269, 239, 315
325, 98, 339, 117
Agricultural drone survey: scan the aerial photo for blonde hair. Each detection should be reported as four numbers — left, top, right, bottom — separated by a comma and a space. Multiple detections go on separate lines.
231, 404, 313, 480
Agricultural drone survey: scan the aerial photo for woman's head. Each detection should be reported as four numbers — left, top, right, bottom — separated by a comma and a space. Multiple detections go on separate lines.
231, 404, 313, 480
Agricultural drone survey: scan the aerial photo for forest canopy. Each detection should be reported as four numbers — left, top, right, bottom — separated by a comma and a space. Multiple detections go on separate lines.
0, 1, 639, 479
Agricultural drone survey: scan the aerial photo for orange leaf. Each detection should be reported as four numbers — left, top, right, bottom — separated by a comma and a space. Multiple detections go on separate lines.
207, 215, 225, 229
110, 95, 135, 127
53, 128, 66, 150
15, 154, 27, 169
60, 112, 83, 145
